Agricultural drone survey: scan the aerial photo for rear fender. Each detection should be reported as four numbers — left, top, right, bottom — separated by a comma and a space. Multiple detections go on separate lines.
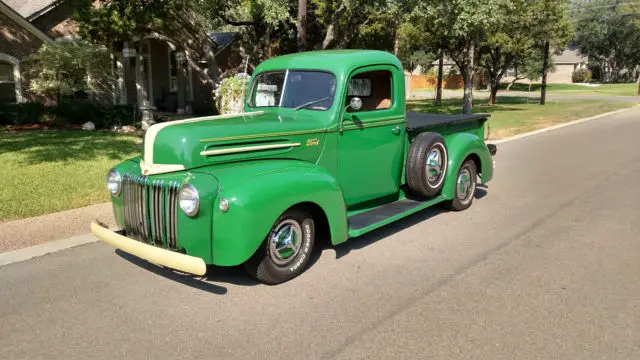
210, 163, 348, 266
441, 132, 494, 199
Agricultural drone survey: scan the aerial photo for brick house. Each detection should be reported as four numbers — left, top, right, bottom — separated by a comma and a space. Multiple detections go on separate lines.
0, 0, 238, 119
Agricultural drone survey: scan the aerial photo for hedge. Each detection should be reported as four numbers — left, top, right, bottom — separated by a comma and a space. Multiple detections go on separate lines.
0, 101, 136, 129
572, 69, 592, 83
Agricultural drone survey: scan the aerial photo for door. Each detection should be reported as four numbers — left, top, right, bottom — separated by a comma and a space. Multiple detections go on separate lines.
337, 66, 406, 207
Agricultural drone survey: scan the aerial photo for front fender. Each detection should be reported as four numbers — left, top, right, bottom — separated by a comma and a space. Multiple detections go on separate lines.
208, 161, 348, 266
441, 132, 494, 199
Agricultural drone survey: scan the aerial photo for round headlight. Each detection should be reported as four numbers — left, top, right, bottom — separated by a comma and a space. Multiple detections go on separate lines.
106, 168, 122, 196
179, 184, 199, 217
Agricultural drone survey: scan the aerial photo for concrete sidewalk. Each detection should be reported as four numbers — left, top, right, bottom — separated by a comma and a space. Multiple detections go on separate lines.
0, 203, 114, 253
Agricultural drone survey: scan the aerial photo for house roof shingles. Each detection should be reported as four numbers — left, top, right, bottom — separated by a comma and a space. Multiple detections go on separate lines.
3, 0, 57, 19
553, 48, 587, 64
209, 32, 238, 48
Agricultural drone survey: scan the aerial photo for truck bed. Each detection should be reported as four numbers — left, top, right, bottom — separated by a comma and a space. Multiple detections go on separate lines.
405, 113, 489, 133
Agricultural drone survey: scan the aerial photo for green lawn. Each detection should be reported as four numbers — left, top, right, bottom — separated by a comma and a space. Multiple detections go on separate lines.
407, 97, 636, 140
0, 131, 140, 222
413, 83, 639, 96
498, 83, 639, 96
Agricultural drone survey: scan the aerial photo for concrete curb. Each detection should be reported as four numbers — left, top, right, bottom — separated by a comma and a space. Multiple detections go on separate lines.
491, 106, 638, 145
0, 233, 98, 267
1, 105, 638, 268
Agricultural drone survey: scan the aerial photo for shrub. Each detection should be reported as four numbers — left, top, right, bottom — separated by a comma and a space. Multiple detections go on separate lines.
0, 103, 47, 126
572, 69, 592, 83
0, 101, 135, 129
214, 73, 251, 114
22, 40, 115, 101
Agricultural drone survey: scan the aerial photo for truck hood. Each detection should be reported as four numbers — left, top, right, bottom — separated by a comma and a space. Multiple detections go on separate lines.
140, 111, 328, 175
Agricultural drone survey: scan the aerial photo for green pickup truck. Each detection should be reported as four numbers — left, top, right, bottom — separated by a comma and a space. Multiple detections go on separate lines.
91, 50, 497, 284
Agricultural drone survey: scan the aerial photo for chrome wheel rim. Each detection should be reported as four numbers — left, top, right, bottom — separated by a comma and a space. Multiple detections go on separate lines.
426, 144, 446, 186
456, 168, 475, 202
269, 219, 303, 266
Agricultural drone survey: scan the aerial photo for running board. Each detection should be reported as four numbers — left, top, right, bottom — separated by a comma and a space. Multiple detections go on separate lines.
347, 196, 445, 238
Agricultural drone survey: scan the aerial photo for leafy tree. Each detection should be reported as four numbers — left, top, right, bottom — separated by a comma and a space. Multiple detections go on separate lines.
506, 50, 553, 91
74, 0, 220, 88
72, 0, 186, 45
22, 40, 115, 102
529, 0, 572, 105
479, 0, 535, 104
416, 0, 514, 113
571, 0, 640, 83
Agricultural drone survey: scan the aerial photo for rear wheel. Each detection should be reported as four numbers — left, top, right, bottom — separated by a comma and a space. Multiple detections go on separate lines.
405, 132, 448, 198
244, 208, 315, 285
445, 160, 477, 211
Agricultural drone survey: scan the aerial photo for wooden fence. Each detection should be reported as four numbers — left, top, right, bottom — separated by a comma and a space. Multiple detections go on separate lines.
408, 74, 486, 90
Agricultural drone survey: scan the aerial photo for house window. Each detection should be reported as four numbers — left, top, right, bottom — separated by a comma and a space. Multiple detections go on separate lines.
0, 62, 16, 103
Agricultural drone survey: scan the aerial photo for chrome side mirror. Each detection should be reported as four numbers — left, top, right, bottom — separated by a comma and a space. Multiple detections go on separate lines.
340, 97, 363, 134
349, 97, 362, 111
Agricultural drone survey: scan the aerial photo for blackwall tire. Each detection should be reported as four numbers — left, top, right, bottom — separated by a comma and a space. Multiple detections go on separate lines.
244, 208, 315, 285
444, 159, 477, 211
405, 132, 448, 198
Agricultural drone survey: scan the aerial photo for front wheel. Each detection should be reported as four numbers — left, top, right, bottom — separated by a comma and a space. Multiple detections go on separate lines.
444, 160, 477, 211
244, 208, 315, 285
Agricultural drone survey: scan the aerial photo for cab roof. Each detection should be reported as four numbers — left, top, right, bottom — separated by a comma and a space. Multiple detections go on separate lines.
253, 50, 403, 76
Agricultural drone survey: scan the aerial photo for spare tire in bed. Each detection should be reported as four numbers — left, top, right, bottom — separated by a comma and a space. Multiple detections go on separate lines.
405, 132, 448, 198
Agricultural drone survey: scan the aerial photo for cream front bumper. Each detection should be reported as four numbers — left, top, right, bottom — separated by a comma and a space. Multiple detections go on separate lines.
90, 222, 207, 276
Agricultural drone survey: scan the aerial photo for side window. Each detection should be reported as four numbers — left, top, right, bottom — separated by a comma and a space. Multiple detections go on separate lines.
346, 70, 392, 112
0, 62, 16, 104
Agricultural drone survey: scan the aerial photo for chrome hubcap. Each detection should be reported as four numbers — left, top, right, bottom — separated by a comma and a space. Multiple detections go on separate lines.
269, 219, 303, 266
456, 168, 474, 202
426, 147, 444, 184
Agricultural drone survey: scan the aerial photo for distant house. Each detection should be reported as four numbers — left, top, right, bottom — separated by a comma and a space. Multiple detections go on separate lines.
0, 0, 239, 118
502, 48, 588, 84
546, 48, 588, 83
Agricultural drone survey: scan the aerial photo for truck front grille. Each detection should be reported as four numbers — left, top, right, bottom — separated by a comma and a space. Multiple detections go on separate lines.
122, 174, 180, 249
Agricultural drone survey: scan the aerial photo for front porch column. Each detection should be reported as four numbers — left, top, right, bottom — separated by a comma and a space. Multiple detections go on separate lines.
136, 40, 154, 127
176, 51, 187, 115
115, 52, 127, 105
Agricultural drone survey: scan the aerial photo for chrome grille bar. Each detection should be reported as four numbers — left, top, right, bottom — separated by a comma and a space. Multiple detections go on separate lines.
121, 174, 179, 249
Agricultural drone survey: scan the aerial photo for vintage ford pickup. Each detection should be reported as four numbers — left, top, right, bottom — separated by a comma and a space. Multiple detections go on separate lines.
91, 50, 497, 284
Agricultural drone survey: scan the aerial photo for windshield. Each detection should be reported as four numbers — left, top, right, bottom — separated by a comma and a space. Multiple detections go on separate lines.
249, 70, 336, 111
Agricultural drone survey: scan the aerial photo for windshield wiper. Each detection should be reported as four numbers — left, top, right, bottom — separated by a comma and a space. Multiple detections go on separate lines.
293, 97, 331, 111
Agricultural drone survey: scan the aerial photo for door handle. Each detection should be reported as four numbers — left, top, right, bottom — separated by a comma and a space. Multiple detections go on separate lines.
391, 125, 401, 135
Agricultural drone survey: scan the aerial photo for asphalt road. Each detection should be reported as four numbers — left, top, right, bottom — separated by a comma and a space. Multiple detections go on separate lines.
2, 108, 639, 360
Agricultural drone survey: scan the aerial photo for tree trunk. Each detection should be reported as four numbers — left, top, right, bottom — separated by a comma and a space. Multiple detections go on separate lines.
540, 40, 550, 105
321, 4, 346, 49
488, 80, 498, 105
297, 0, 307, 52
393, 35, 400, 56
462, 66, 473, 114
636, 69, 640, 95
435, 54, 444, 106
462, 42, 475, 114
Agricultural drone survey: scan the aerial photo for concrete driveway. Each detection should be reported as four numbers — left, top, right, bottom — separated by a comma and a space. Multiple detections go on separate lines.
1, 108, 639, 360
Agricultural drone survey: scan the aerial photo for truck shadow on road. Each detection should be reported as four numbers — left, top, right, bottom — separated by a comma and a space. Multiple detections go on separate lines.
116, 250, 259, 295
117, 187, 488, 294
321, 185, 488, 259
